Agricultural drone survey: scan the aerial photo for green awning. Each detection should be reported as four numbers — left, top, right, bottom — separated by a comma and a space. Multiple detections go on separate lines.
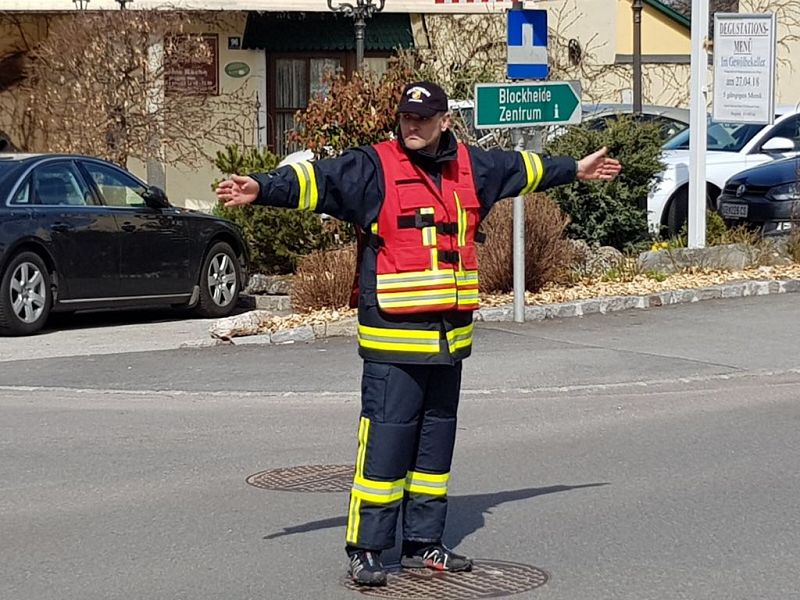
243, 12, 414, 52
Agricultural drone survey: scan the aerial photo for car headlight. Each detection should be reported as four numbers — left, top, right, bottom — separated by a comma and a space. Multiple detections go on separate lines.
767, 183, 800, 202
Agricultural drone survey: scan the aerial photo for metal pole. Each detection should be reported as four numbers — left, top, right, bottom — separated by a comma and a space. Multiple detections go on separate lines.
688, 0, 708, 248
513, 130, 525, 323
511, 0, 525, 324
354, 16, 366, 71
632, 0, 643, 115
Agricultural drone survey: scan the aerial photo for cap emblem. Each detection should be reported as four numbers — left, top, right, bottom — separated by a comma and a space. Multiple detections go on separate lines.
406, 86, 431, 103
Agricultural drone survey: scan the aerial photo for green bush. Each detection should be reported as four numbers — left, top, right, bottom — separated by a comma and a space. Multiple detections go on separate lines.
669, 210, 762, 249
545, 115, 665, 250
212, 145, 341, 274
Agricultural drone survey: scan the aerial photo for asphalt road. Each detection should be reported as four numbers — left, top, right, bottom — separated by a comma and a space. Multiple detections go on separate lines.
1, 294, 799, 600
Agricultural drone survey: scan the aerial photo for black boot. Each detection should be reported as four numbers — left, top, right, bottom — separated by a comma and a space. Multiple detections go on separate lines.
401, 542, 473, 572
347, 548, 388, 586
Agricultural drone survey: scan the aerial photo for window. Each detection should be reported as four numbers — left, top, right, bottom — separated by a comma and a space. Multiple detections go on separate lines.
268, 54, 390, 155
28, 163, 91, 206
83, 162, 148, 208
764, 116, 800, 151
11, 180, 30, 205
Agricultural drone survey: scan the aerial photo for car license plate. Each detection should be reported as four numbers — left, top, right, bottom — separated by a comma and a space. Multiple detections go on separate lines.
720, 203, 748, 219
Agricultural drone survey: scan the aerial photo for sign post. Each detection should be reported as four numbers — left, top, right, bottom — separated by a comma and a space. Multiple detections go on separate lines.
687, 0, 709, 249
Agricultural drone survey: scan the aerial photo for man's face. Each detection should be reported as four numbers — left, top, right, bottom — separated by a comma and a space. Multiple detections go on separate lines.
399, 112, 451, 153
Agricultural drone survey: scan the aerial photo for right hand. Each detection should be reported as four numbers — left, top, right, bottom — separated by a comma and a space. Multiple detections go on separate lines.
216, 175, 260, 207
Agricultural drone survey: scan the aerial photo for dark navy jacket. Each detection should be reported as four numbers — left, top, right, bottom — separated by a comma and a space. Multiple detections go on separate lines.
252, 131, 577, 365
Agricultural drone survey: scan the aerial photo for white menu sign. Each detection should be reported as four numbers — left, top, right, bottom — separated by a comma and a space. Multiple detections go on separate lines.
713, 13, 776, 124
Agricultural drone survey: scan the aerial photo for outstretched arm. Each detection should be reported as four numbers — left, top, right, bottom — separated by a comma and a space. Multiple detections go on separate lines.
214, 148, 384, 228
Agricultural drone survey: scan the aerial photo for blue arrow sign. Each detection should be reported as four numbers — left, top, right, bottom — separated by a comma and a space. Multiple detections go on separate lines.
507, 9, 548, 80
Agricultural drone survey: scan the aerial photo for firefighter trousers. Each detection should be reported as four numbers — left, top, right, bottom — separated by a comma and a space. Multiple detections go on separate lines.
345, 360, 462, 551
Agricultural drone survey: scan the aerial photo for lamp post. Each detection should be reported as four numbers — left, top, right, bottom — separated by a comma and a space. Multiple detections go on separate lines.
327, 0, 386, 71
632, 0, 643, 115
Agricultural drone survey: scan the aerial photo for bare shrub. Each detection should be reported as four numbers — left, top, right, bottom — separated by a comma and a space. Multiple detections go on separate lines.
478, 194, 576, 293
786, 229, 800, 263
291, 244, 357, 312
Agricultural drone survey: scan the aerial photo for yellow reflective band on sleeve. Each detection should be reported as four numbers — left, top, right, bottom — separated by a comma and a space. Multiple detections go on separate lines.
446, 323, 474, 353
357, 324, 441, 354
376, 270, 455, 291
351, 475, 406, 504
289, 160, 319, 211
405, 470, 450, 496
519, 151, 544, 194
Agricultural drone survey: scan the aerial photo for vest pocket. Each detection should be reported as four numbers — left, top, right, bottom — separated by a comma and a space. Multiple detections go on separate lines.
459, 245, 478, 270
378, 245, 433, 273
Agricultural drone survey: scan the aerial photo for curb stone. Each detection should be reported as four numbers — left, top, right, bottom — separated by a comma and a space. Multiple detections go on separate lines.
203, 278, 800, 347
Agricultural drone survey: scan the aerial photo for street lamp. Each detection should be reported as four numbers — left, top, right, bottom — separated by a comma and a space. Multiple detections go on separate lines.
72, 0, 90, 8
327, 0, 386, 71
632, 0, 643, 115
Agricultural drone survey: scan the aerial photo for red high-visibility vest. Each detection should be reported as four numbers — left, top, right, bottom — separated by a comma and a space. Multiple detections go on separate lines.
371, 139, 481, 314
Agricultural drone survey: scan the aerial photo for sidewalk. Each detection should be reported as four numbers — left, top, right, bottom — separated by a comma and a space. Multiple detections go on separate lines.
0, 310, 217, 363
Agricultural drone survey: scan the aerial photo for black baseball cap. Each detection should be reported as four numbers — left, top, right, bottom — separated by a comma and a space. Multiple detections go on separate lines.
397, 81, 449, 117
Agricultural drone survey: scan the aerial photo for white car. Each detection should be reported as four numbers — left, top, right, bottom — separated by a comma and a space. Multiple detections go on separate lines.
648, 105, 800, 234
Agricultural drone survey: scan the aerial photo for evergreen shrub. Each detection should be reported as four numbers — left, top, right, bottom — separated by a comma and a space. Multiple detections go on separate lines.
545, 115, 665, 250
212, 146, 340, 274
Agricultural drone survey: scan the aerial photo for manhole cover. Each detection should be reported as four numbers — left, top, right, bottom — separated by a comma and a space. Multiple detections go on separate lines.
246, 464, 353, 492
342, 560, 548, 598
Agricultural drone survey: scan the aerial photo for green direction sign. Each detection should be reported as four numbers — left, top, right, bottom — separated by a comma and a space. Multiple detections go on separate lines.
474, 81, 582, 129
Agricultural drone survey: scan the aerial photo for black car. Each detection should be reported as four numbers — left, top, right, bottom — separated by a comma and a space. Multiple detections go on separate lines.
0, 153, 247, 336
717, 156, 800, 235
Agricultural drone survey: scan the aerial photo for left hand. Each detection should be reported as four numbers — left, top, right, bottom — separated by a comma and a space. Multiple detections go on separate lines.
576, 147, 622, 181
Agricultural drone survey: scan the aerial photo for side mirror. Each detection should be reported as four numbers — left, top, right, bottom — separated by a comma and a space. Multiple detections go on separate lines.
761, 136, 796, 153
142, 185, 170, 209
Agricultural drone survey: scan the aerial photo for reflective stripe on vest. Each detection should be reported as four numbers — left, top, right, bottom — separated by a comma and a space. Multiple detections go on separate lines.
372, 141, 482, 315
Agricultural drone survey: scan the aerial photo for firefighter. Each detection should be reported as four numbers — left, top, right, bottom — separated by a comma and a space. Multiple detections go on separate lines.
216, 81, 621, 587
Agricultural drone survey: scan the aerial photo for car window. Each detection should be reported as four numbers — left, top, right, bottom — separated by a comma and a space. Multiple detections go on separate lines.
27, 162, 91, 206
10, 179, 31, 205
663, 121, 765, 152
83, 162, 148, 208
762, 116, 800, 150
647, 116, 688, 140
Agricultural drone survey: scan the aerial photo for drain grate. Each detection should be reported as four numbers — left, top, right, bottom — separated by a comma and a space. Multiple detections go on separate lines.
342, 560, 548, 598
246, 464, 354, 492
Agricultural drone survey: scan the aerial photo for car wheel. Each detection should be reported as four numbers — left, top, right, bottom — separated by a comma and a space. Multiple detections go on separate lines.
0, 251, 53, 336
666, 189, 689, 236
194, 241, 241, 318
